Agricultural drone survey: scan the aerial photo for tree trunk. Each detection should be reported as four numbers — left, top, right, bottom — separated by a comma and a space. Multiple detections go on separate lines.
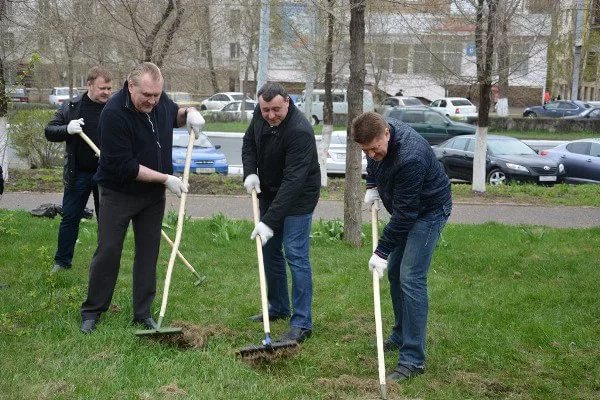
344, 0, 366, 247
496, 11, 510, 116
472, 0, 498, 193
200, 4, 219, 94
319, 0, 335, 187
155, 0, 184, 68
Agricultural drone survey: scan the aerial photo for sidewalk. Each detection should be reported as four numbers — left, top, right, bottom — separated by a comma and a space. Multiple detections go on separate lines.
2, 192, 600, 228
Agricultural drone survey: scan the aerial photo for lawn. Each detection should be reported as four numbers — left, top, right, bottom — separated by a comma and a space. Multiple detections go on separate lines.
0, 210, 598, 399
7, 169, 600, 207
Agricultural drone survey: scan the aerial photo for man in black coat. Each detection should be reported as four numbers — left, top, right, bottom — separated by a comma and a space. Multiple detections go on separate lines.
45, 66, 112, 272
352, 111, 452, 383
242, 82, 320, 342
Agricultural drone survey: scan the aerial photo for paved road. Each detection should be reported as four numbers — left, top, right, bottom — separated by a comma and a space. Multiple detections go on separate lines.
2, 192, 599, 228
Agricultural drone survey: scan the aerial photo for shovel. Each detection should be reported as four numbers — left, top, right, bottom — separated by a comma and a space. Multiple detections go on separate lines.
78, 130, 205, 287
135, 127, 197, 337
237, 189, 298, 358
372, 202, 387, 399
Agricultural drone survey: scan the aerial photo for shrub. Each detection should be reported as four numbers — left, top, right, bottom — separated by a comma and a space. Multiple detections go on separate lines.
9, 109, 61, 168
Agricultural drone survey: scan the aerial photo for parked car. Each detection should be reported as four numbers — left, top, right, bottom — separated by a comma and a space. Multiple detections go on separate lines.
540, 139, 600, 184
562, 106, 600, 120
434, 134, 565, 185
382, 106, 476, 145
219, 100, 257, 119
5, 85, 28, 103
200, 92, 252, 111
172, 129, 228, 175
166, 92, 200, 108
326, 143, 367, 175
523, 100, 591, 118
296, 88, 374, 125
49, 87, 79, 106
375, 96, 422, 114
429, 97, 477, 122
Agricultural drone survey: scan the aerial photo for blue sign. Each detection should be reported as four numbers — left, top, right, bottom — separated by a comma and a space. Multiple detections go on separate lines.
466, 43, 476, 57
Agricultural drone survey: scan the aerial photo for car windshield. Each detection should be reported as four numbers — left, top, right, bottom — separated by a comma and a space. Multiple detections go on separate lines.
231, 94, 245, 100
243, 102, 256, 110
451, 99, 472, 106
56, 88, 72, 95
403, 98, 422, 106
488, 139, 536, 155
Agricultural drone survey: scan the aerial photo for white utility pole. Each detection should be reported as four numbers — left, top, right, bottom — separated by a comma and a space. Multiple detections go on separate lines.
256, 0, 270, 96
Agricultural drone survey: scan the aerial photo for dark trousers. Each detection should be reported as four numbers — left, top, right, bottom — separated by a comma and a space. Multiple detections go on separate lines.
54, 171, 99, 267
81, 186, 165, 321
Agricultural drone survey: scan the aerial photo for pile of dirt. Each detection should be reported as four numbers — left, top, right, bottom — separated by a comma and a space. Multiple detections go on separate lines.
143, 321, 230, 349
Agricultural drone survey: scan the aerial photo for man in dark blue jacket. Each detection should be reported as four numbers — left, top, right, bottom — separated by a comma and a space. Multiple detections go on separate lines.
242, 82, 320, 343
80, 62, 204, 333
352, 111, 452, 382
45, 66, 112, 272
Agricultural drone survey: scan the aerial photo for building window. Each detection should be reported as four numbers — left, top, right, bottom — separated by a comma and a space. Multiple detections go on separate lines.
414, 41, 462, 75
230, 42, 241, 59
509, 43, 529, 77
229, 8, 241, 34
391, 44, 410, 74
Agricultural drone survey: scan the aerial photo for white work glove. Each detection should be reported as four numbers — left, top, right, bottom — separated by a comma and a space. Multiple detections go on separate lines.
369, 253, 388, 279
243, 174, 261, 194
251, 222, 274, 246
164, 174, 189, 198
186, 108, 204, 139
67, 118, 84, 135
364, 188, 380, 209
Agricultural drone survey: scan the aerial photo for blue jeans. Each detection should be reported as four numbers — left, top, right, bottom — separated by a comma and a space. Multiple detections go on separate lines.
387, 201, 451, 369
261, 213, 314, 330
54, 171, 99, 267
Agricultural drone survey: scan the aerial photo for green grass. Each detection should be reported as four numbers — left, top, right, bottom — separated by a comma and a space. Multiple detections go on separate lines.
493, 130, 598, 141
0, 210, 598, 399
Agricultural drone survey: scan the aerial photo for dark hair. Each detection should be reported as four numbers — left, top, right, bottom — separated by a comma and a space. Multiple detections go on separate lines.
257, 82, 288, 102
86, 66, 112, 84
352, 112, 388, 144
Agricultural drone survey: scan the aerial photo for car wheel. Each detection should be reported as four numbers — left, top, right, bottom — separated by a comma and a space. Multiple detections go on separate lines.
200, 105, 207, 111
525, 112, 536, 118
311, 116, 319, 126
487, 169, 506, 185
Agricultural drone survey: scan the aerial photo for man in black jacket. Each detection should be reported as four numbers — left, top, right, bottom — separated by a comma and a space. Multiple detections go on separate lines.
242, 82, 320, 343
79, 62, 204, 333
45, 66, 112, 273
352, 112, 452, 383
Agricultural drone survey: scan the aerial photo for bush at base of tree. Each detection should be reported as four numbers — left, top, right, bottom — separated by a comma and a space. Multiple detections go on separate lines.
9, 109, 62, 169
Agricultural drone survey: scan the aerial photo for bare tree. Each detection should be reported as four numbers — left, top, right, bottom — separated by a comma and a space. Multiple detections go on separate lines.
318, 0, 335, 187
98, 0, 184, 68
198, 2, 219, 93
472, 0, 498, 192
344, 0, 366, 247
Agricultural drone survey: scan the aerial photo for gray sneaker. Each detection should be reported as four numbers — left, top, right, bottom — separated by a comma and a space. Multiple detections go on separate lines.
51, 264, 70, 273
386, 365, 425, 382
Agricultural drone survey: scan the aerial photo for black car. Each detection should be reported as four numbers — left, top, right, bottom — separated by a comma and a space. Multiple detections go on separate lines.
383, 106, 476, 145
523, 100, 591, 118
434, 135, 565, 185
563, 106, 600, 120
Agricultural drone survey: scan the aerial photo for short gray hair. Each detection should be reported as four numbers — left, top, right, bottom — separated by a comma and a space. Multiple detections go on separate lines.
128, 62, 162, 85
257, 82, 288, 102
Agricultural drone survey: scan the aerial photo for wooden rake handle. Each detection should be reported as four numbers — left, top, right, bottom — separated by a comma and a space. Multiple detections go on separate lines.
372, 202, 387, 399
251, 189, 272, 339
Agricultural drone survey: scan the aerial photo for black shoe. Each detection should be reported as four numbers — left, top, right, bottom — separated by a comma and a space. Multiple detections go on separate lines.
51, 263, 71, 273
278, 326, 312, 343
133, 317, 159, 330
81, 319, 97, 334
249, 313, 290, 323
383, 338, 399, 352
386, 365, 425, 382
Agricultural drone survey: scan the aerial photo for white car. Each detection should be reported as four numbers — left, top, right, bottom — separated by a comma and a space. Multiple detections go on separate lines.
375, 96, 422, 114
219, 100, 257, 119
49, 87, 79, 106
319, 131, 367, 175
429, 97, 477, 121
200, 92, 252, 111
